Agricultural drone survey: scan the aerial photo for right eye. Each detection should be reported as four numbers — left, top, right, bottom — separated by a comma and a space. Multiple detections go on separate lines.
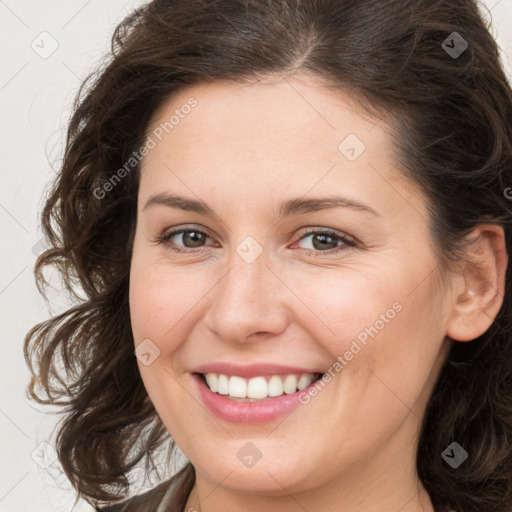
156, 227, 214, 253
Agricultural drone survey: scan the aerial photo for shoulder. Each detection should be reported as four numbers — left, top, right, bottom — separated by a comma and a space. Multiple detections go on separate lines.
95, 463, 195, 512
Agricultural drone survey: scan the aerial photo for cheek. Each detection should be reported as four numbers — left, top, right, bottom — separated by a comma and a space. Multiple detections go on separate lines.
329, 270, 446, 428
289, 271, 446, 457
129, 256, 202, 355
128, 257, 201, 433
288, 260, 445, 396
284, 266, 404, 357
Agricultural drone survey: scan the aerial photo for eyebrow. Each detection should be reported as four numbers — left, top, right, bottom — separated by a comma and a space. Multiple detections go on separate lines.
142, 193, 381, 218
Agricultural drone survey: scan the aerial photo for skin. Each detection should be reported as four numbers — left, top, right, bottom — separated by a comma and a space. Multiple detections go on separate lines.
128, 73, 507, 512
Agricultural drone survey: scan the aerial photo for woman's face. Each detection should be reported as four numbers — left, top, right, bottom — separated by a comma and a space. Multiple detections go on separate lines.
129, 75, 454, 500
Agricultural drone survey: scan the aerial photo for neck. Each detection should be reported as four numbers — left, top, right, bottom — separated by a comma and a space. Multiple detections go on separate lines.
184, 479, 436, 512
183, 413, 437, 512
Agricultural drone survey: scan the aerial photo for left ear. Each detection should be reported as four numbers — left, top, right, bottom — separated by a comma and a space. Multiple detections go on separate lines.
445, 224, 508, 342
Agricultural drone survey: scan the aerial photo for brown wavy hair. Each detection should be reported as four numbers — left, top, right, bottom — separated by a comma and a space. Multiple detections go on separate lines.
24, 0, 512, 510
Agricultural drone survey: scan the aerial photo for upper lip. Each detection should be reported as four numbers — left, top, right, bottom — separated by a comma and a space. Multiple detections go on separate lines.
191, 362, 324, 378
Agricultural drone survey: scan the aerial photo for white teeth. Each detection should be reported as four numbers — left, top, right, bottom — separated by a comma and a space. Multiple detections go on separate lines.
297, 374, 313, 390
217, 374, 229, 395
202, 372, 319, 399
283, 374, 298, 394
205, 373, 218, 393
268, 375, 283, 397
247, 376, 268, 399
229, 376, 247, 398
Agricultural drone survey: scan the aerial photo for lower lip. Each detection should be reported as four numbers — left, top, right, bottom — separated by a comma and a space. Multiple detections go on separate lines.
192, 373, 320, 424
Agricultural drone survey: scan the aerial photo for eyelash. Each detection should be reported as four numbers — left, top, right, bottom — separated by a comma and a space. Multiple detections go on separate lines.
153, 226, 357, 256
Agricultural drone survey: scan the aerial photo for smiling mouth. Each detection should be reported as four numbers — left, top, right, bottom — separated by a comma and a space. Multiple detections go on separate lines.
195, 372, 324, 401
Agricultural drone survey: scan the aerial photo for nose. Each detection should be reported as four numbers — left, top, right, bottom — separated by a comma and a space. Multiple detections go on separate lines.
204, 243, 290, 345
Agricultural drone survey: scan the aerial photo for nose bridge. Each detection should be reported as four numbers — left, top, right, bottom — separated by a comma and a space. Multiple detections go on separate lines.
207, 237, 289, 342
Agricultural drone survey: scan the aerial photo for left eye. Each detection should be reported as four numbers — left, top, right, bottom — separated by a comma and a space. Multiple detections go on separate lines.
296, 230, 352, 252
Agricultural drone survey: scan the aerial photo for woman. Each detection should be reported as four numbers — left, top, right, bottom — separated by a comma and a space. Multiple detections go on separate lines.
24, 0, 512, 511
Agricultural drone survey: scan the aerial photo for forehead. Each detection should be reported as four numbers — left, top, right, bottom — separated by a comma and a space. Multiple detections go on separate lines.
143, 75, 381, 160
138, 75, 425, 222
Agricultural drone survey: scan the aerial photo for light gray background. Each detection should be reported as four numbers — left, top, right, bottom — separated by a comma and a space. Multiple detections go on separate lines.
1, 1, 511, 510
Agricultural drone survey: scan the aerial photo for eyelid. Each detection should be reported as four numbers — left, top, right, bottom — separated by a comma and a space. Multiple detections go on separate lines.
295, 226, 356, 243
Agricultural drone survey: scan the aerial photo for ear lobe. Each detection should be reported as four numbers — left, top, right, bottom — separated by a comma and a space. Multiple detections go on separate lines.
445, 224, 508, 343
